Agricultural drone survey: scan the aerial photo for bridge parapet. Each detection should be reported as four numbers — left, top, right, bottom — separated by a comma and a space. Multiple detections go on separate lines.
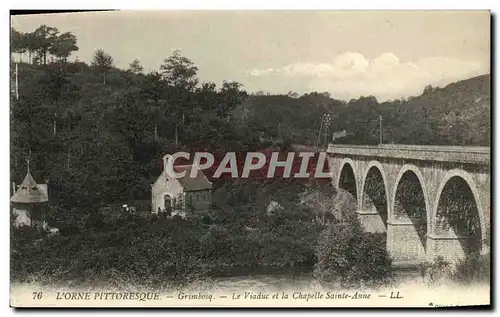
328, 143, 491, 264
327, 144, 490, 165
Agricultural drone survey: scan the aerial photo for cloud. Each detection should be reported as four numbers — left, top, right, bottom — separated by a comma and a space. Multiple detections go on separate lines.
249, 68, 278, 76
246, 52, 487, 101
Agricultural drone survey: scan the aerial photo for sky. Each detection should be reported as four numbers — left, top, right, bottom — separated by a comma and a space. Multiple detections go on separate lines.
11, 10, 490, 101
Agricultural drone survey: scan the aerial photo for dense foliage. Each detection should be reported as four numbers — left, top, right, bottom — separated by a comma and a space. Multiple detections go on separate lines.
450, 252, 490, 285
11, 25, 256, 208
243, 75, 490, 147
419, 252, 490, 286
10, 24, 491, 206
314, 220, 393, 288
10, 25, 490, 288
11, 25, 79, 65
11, 180, 325, 287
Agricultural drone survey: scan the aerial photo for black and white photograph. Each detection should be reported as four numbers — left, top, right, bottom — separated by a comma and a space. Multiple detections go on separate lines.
9, 10, 491, 308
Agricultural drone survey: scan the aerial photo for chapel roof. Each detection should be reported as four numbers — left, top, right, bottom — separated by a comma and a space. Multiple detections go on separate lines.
11, 171, 48, 204
171, 165, 212, 192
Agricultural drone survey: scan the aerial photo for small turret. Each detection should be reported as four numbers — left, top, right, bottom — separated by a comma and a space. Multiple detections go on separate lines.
10, 171, 48, 204
10, 159, 49, 230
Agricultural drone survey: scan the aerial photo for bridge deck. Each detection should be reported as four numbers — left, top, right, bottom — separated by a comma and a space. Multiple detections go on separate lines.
327, 144, 490, 165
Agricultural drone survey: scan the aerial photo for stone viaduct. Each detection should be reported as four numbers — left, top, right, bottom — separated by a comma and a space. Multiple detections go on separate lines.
326, 144, 491, 265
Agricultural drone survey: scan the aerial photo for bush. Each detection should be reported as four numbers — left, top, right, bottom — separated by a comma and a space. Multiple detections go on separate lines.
450, 252, 490, 285
419, 253, 490, 286
419, 256, 451, 285
314, 221, 393, 288
257, 218, 322, 270
11, 182, 352, 287
10, 214, 210, 286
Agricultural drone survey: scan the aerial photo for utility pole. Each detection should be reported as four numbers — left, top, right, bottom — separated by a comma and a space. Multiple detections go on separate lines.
379, 115, 383, 145
175, 125, 179, 146
15, 62, 19, 100
154, 124, 158, 140
67, 150, 71, 172
53, 113, 57, 136
315, 118, 324, 152
323, 123, 327, 148
315, 113, 332, 151
323, 114, 332, 150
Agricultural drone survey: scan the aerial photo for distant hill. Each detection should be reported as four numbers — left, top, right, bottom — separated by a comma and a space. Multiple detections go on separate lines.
390, 74, 491, 146
10, 57, 490, 208
381, 73, 491, 146
241, 74, 491, 146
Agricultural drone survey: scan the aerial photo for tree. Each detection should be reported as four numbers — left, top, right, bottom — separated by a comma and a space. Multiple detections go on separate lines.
32, 25, 59, 65
423, 85, 435, 95
347, 95, 378, 108
217, 81, 247, 118
91, 49, 114, 85
128, 59, 144, 74
49, 32, 79, 63
138, 71, 170, 140
39, 67, 80, 136
10, 28, 26, 62
314, 222, 393, 288
196, 82, 218, 112
160, 50, 199, 91
23, 32, 39, 65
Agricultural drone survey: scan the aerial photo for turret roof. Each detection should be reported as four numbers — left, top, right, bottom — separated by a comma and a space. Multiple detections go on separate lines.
10, 171, 48, 204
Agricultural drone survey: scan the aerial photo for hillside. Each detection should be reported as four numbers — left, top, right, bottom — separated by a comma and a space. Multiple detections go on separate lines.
240, 74, 491, 147
10, 55, 490, 209
378, 74, 491, 146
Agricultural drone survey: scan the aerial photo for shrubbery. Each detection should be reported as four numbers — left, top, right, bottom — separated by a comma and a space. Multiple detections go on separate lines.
314, 220, 393, 288
11, 180, 401, 289
14, 184, 489, 290
12, 214, 208, 287
11, 193, 323, 287
419, 252, 490, 286
419, 256, 451, 285
450, 252, 490, 285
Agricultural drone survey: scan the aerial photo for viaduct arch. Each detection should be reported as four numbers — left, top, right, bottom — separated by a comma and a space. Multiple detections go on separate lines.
328, 144, 490, 265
